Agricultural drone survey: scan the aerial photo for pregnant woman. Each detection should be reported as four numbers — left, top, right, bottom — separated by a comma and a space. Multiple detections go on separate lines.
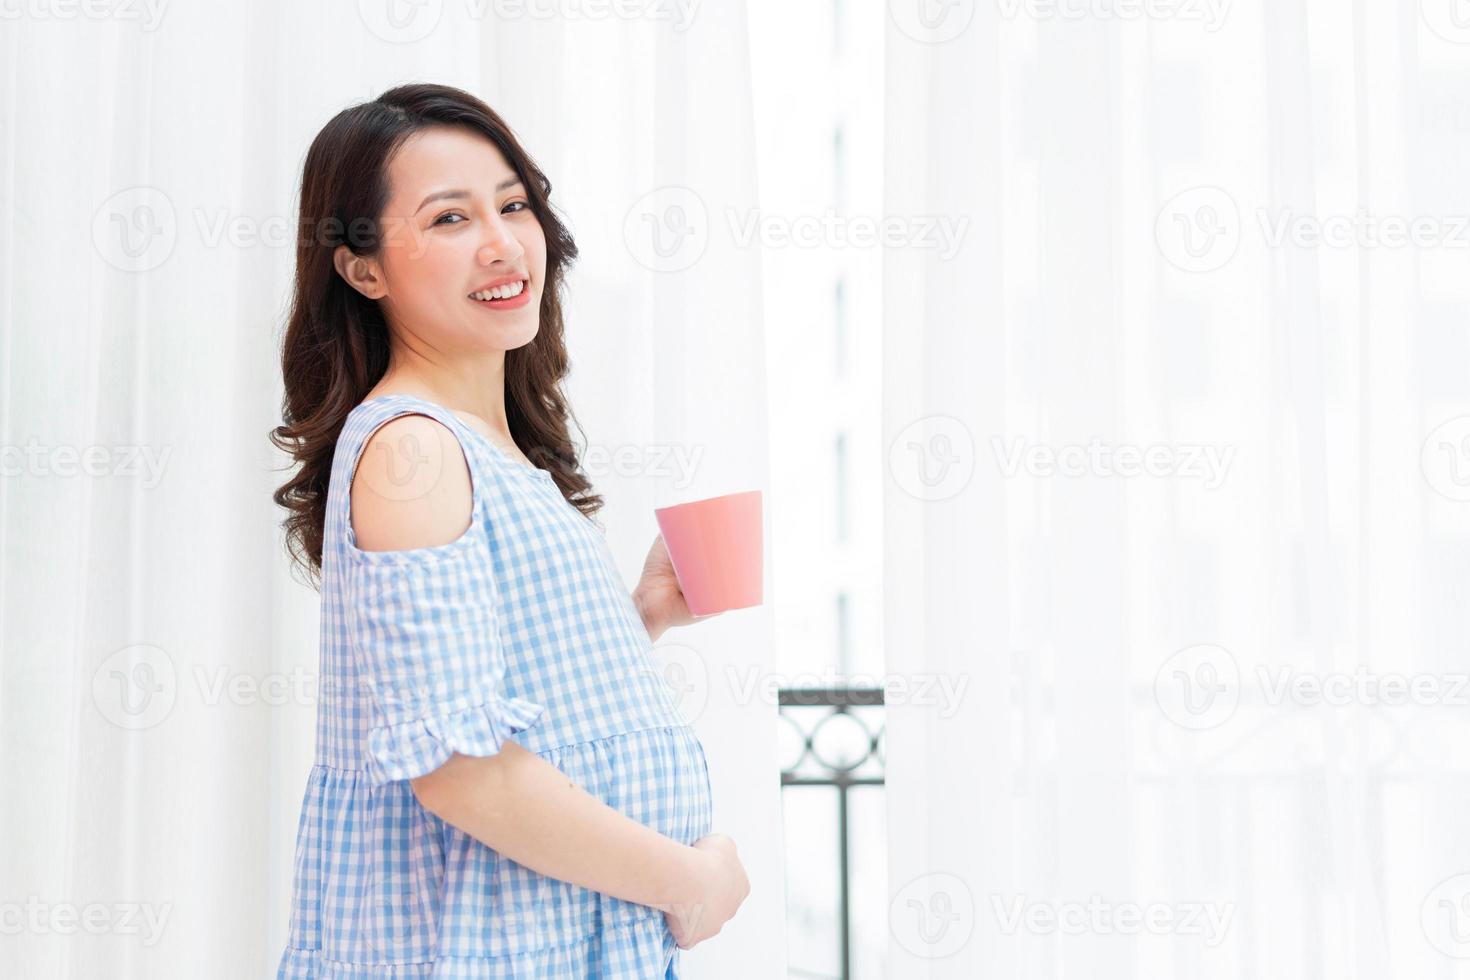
269, 82, 749, 978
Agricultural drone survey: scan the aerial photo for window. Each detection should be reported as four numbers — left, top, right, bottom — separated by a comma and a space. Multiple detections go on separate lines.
750, 0, 886, 975
835, 277, 848, 379
835, 431, 848, 546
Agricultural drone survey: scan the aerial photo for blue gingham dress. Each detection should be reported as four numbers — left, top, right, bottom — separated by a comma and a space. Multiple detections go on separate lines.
277, 393, 713, 979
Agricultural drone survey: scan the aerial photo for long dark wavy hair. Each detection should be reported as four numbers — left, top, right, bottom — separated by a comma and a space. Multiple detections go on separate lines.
270, 82, 602, 588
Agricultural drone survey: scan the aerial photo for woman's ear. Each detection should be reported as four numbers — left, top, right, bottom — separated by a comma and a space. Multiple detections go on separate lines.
333, 244, 387, 300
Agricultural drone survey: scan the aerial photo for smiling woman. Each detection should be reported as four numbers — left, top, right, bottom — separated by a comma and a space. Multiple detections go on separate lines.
271, 85, 593, 582
268, 83, 748, 979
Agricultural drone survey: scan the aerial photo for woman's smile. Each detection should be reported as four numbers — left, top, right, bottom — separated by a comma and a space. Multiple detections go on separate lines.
467, 274, 532, 310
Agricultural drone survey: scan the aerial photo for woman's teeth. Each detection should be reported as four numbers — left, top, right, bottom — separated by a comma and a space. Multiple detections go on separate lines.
470, 280, 526, 301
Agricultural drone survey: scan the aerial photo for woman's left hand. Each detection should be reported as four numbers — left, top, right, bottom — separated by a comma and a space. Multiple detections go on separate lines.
633, 534, 715, 641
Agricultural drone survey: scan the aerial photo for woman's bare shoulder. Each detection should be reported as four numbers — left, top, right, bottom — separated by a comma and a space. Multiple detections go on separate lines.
350, 413, 473, 552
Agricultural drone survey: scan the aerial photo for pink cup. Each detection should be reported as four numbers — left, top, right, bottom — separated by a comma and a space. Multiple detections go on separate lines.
653, 490, 764, 616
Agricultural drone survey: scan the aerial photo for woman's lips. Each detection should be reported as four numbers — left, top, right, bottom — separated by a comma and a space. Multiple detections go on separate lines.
468, 281, 531, 311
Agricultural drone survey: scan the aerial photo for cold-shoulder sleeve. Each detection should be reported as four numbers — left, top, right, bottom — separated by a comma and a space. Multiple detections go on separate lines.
344, 542, 546, 787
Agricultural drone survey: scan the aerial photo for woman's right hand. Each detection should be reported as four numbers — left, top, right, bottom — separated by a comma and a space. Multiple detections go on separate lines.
665, 833, 751, 949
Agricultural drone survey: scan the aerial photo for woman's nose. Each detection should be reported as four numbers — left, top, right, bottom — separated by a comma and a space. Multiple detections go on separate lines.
478, 218, 522, 263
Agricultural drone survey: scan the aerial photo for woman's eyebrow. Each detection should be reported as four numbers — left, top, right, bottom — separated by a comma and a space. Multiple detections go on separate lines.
414, 177, 524, 214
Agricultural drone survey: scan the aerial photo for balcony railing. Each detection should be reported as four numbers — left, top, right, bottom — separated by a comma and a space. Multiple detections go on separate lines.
778, 687, 886, 980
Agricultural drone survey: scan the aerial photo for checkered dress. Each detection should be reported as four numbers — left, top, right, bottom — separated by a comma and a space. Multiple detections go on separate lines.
276, 393, 713, 979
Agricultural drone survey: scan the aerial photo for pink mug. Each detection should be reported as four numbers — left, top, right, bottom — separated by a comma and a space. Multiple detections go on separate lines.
653, 490, 764, 616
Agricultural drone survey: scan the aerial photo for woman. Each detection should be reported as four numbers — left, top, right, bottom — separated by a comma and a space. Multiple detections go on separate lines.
270, 82, 749, 978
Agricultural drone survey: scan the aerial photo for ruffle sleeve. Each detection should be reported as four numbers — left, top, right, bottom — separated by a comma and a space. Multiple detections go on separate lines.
345, 541, 545, 787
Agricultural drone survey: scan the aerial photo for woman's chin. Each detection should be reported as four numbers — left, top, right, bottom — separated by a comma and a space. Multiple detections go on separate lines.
473, 316, 539, 352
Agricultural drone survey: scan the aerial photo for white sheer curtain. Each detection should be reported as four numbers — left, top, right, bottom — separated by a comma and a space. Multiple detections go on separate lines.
0, 5, 782, 978
884, 2, 1470, 978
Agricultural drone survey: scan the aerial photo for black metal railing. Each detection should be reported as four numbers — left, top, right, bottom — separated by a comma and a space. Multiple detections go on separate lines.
778, 687, 885, 980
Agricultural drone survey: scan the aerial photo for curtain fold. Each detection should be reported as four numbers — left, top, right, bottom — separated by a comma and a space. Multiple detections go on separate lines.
883, 1, 1469, 977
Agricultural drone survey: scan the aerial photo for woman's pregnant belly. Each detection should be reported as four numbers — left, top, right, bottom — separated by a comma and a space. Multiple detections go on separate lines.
430, 724, 715, 959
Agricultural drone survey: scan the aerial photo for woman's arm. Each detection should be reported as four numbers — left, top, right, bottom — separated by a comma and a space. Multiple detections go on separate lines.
634, 587, 671, 643
411, 748, 750, 947
409, 745, 701, 914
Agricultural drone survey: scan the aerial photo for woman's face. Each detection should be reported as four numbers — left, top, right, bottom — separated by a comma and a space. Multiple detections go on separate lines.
344, 125, 547, 354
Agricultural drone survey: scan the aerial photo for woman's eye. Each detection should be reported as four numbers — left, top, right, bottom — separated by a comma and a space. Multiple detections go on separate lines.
433, 204, 525, 225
